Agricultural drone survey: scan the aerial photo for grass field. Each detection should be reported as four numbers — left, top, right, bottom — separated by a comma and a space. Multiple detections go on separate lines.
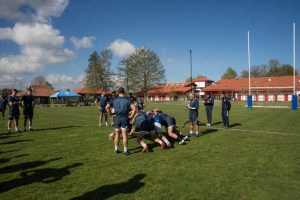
0, 101, 300, 200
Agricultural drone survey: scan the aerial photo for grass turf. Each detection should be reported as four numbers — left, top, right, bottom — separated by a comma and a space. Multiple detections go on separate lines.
0, 101, 300, 200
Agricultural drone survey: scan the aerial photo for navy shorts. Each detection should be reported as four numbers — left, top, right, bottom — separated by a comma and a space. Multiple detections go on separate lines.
189, 113, 198, 124
99, 107, 107, 114
166, 116, 176, 127
138, 120, 155, 132
23, 108, 33, 118
114, 116, 129, 130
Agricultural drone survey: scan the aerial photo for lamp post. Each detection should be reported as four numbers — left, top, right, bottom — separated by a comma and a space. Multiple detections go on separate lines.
189, 50, 193, 93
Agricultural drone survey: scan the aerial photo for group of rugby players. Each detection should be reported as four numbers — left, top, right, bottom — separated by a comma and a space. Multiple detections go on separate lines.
0, 88, 35, 133
96, 87, 199, 155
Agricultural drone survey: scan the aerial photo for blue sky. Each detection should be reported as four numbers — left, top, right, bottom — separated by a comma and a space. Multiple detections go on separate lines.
0, 0, 300, 89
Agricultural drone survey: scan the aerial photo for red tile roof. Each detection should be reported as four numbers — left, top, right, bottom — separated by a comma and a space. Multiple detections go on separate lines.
17, 85, 55, 97
193, 77, 214, 82
147, 82, 195, 95
73, 87, 112, 95
203, 76, 300, 92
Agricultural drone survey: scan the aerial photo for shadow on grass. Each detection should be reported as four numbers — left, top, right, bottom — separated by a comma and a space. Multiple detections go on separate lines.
70, 174, 146, 200
0, 157, 61, 174
0, 150, 20, 155
0, 154, 29, 164
33, 126, 81, 132
201, 128, 218, 135
0, 134, 22, 140
211, 121, 223, 126
0, 139, 33, 145
229, 123, 242, 128
0, 162, 83, 193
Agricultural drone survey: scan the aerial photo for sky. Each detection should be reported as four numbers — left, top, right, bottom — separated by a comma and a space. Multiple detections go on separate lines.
0, 0, 300, 90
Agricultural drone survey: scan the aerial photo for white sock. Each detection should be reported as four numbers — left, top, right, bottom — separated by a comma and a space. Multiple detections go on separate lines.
162, 138, 170, 145
15, 126, 19, 131
196, 131, 199, 134
158, 140, 163, 145
190, 130, 193, 134
141, 143, 147, 148
115, 145, 118, 151
124, 146, 128, 153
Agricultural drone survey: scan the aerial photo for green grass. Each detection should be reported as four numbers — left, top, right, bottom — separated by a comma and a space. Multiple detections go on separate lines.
0, 102, 300, 200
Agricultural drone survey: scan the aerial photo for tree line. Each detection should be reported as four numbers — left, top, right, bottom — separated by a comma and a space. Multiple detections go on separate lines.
222, 59, 298, 79
84, 48, 166, 94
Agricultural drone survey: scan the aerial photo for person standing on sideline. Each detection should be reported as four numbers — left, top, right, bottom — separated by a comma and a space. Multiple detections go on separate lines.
95, 91, 110, 127
187, 93, 199, 136
21, 87, 35, 131
106, 87, 136, 155
0, 95, 8, 120
204, 94, 214, 127
221, 93, 231, 128
7, 89, 22, 133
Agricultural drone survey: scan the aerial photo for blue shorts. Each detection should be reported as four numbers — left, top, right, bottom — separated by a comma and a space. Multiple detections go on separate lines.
99, 107, 107, 114
114, 116, 129, 130
166, 116, 176, 127
138, 120, 155, 132
189, 113, 198, 123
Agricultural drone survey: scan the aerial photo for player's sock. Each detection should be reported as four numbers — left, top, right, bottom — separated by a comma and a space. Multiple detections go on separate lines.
105, 121, 108, 126
162, 138, 170, 146
157, 140, 163, 146
124, 146, 128, 153
190, 130, 193, 134
115, 145, 118, 151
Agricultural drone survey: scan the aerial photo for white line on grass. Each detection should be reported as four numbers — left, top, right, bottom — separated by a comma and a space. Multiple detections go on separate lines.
47, 110, 298, 137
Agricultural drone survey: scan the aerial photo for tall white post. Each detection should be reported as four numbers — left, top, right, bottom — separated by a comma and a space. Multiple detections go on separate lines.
293, 23, 296, 95
248, 31, 251, 95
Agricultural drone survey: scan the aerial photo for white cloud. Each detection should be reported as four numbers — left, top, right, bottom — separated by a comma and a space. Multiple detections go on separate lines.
167, 58, 174, 65
46, 73, 83, 90
0, 23, 75, 75
0, 0, 69, 23
108, 39, 136, 57
70, 36, 96, 49
0, 0, 76, 84
0, 74, 22, 88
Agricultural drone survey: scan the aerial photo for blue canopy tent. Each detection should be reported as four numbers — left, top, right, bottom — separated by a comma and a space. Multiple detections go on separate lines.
50, 90, 81, 106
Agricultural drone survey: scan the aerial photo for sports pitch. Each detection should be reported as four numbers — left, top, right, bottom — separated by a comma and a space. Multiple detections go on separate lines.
0, 101, 300, 200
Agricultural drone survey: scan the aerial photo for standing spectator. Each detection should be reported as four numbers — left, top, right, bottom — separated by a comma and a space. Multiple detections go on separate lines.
204, 94, 214, 127
7, 89, 22, 133
221, 93, 231, 128
0, 95, 8, 120
106, 87, 136, 155
187, 93, 199, 136
95, 91, 110, 127
129, 92, 137, 104
21, 87, 35, 131
137, 97, 145, 111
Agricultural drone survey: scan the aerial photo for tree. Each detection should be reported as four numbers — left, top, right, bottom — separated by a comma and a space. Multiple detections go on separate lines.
31, 76, 53, 89
119, 48, 166, 95
221, 67, 237, 79
186, 74, 207, 82
240, 65, 268, 78
84, 49, 112, 90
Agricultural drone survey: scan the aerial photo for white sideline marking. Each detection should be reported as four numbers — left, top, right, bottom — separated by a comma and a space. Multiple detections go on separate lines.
48, 111, 298, 136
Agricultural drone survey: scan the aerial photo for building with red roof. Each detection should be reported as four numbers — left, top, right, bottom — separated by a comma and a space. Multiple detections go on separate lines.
73, 87, 112, 101
147, 82, 196, 101
16, 85, 55, 104
203, 75, 300, 102
192, 77, 214, 97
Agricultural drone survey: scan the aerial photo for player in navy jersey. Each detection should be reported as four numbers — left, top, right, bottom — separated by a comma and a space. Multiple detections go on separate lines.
21, 88, 35, 131
7, 89, 22, 133
0, 95, 8, 120
130, 111, 166, 152
150, 111, 172, 148
106, 87, 136, 155
95, 91, 110, 127
153, 109, 187, 145
187, 93, 199, 136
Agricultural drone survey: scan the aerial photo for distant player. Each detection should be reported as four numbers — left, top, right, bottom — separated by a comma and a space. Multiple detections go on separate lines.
106, 87, 136, 155
187, 93, 199, 136
129, 92, 137, 104
7, 89, 22, 133
0, 95, 8, 120
221, 93, 231, 128
21, 87, 35, 131
95, 91, 110, 127
136, 97, 145, 111
204, 94, 214, 127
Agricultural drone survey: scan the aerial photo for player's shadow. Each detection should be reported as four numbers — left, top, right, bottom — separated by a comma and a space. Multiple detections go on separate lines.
211, 121, 223, 126
0, 154, 29, 164
0, 134, 22, 139
229, 123, 241, 128
201, 128, 218, 136
0, 157, 62, 174
0, 149, 20, 155
70, 174, 146, 200
0, 139, 33, 145
34, 126, 80, 132
0, 162, 83, 193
